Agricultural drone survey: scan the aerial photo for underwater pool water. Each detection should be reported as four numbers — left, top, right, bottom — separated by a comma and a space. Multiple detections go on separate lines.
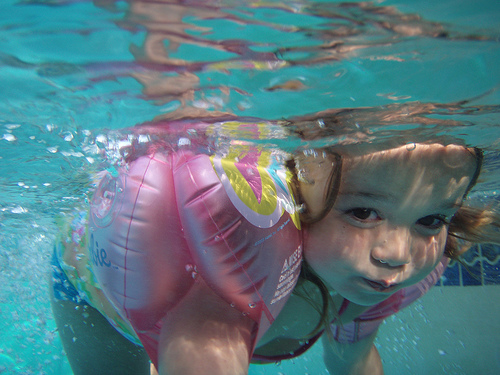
0, 0, 499, 374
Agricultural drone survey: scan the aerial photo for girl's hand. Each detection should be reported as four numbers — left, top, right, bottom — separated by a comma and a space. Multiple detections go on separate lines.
157, 277, 256, 375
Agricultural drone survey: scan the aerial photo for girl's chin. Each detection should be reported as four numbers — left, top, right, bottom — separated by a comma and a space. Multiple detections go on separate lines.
338, 283, 399, 306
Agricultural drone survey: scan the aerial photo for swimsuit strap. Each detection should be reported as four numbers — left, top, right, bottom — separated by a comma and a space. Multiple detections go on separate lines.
338, 297, 350, 316
251, 330, 323, 363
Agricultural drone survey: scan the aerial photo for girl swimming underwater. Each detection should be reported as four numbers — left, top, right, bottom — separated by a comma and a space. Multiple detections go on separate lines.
51, 120, 499, 375
253, 141, 498, 375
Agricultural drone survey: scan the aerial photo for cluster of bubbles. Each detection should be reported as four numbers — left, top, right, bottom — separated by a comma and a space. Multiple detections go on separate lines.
0, 228, 65, 374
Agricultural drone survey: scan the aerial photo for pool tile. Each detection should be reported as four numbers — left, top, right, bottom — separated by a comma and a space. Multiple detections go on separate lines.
483, 262, 500, 285
460, 261, 483, 286
438, 244, 500, 286
441, 262, 461, 286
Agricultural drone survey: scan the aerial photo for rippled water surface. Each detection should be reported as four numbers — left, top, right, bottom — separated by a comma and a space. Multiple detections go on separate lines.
0, 0, 499, 373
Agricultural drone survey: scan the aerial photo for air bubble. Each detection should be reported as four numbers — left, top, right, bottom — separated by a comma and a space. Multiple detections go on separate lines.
2, 133, 17, 142
11, 206, 27, 214
138, 134, 150, 143
95, 134, 108, 149
185, 264, 198, 279
178, 137, 191, 146
406, 143, 416, 151
248, 303, 256, 309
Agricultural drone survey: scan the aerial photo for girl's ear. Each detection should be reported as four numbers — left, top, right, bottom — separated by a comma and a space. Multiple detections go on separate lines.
292, 151, 342, 224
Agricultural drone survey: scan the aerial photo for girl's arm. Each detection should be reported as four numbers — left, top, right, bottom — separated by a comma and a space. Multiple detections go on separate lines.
322, 331, 383, 375
157, 277, 256, 375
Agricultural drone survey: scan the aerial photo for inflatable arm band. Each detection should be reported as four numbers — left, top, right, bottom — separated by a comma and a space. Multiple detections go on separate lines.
88, 150, 302, 365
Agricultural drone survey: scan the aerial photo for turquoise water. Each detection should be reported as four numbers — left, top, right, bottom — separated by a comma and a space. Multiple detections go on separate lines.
0, 0, 499, 374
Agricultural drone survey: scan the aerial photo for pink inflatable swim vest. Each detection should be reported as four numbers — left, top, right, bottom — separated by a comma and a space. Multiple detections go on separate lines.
88, 147, 302, 366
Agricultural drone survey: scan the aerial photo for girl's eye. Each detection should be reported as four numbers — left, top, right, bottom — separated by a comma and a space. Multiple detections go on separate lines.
416, 215, 447, 229
346, 208, 381, 222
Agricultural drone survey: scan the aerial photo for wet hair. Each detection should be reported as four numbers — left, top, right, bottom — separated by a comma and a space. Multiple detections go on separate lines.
439, 148, 500, 258
286, 152, 342, 224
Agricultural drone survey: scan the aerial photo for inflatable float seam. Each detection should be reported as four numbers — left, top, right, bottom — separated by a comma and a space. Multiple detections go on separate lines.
182, 182, 223, 208
203, 221, 245, 253
224, 252, 260, 273
234, 277, 267, 294
122, 153, 156, 321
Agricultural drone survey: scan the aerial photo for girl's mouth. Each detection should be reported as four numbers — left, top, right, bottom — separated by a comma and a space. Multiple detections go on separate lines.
363, 278, 398, 292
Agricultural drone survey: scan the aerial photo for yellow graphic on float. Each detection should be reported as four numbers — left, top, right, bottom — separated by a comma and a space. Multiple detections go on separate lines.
211, 143, 299, 228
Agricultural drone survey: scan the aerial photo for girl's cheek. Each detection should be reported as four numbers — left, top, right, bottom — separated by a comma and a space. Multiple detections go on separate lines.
304, 215, 353, 262
412, 233, 447, 268
304, 228, 333, 262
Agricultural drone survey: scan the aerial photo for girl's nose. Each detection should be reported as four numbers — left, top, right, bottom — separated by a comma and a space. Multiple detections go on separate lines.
371, 226, 412, 267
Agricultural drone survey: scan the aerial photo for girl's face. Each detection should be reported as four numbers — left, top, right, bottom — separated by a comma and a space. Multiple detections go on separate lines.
303, 144, 478, 306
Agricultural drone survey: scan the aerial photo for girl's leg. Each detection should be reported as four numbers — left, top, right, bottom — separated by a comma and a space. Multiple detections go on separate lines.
51, 298, 150, 375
